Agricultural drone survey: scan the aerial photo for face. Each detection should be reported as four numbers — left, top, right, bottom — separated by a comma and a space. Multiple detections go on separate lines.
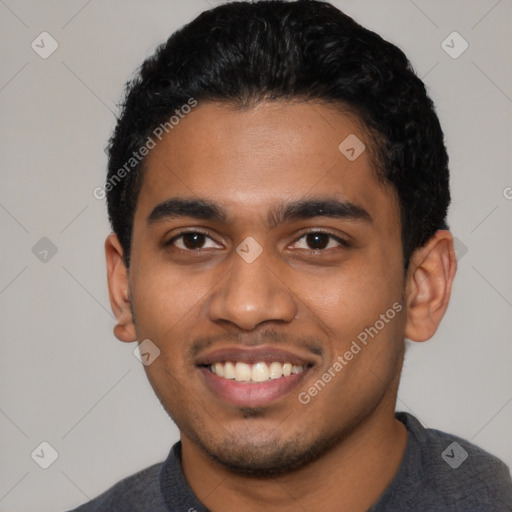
123, 101, 408, 474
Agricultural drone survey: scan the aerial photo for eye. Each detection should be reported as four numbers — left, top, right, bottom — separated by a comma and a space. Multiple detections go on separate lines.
290, 231, 348, 251
167, 231, 222, 250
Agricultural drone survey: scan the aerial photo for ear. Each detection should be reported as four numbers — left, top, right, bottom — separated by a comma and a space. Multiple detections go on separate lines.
105, 233, 137, 343
404, 230, 457, 342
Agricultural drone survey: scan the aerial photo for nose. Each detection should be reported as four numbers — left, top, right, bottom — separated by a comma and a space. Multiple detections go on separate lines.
207, 248, 297, 331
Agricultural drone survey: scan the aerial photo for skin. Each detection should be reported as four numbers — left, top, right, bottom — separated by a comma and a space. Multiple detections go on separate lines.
106, 101, 457, 511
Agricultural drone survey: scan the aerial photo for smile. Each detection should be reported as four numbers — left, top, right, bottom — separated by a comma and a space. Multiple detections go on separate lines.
210, 361, 305, 383
196, 345, 316, 407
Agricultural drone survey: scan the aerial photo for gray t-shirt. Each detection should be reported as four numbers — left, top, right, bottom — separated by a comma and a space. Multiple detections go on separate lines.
68, 413, 512, 511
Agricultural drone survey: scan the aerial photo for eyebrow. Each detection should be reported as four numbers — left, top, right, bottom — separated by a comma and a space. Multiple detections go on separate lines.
147, 197, 372, 227
147, 198, 227, 225
267, 198, 372, 227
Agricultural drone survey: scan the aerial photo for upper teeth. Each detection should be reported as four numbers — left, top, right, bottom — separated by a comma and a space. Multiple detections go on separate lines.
210, 361, 304, 382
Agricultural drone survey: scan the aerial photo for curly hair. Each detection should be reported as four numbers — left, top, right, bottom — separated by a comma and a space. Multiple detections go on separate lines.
106, 0, 450, 269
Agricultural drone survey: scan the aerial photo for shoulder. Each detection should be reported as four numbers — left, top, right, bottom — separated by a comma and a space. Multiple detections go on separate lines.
67, 462, 166, 512
400, 412, 512, 510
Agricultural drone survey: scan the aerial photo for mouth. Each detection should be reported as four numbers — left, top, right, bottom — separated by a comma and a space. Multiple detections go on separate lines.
209, 360, 305, 382
196, 347, 315, 408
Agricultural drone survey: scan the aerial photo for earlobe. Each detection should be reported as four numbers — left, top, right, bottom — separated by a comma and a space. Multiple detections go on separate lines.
404, 230, 457, 342
105, 234, 137, 343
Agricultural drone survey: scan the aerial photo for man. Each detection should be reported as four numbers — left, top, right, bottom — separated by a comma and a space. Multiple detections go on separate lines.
71, 1, 512, 510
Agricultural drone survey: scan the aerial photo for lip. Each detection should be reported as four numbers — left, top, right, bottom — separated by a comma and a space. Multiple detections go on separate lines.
195, 346, 313, 366
200, 365, 311, 408
195, 345, 316, 408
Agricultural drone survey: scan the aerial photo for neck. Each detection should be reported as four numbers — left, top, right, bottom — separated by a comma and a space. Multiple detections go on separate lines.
180, 399, 407, 511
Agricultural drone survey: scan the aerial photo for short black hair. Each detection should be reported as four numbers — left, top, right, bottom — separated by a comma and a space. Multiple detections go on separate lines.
106, 0, 450, 269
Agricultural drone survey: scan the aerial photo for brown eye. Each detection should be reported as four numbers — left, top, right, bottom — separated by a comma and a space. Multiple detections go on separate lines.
305, 232, 330, 250
167, 231, 222, 251
182, 232, 206, 249
290, 231, 348, 251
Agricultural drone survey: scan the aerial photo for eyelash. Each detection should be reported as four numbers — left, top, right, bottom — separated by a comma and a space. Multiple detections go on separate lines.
165, 229, 219, 250
290, 231, 351, 251
165, 229, 351, 252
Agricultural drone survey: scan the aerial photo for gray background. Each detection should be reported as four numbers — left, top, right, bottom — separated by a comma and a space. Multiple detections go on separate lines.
0, 0, 511, 510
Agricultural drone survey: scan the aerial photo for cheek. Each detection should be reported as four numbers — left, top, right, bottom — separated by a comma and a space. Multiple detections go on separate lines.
131, 271, 206, 409
294, 258, 403, 343
129, 256, 214, 341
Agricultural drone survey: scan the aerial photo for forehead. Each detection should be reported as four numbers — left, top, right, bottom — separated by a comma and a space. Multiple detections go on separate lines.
135, 101, 399, 229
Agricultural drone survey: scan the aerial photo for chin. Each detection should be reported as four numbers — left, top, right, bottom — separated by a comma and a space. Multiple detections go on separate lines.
190, 424, 347, 478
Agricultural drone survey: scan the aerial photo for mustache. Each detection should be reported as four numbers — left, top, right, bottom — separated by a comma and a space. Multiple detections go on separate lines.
188, 329, 323, 360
